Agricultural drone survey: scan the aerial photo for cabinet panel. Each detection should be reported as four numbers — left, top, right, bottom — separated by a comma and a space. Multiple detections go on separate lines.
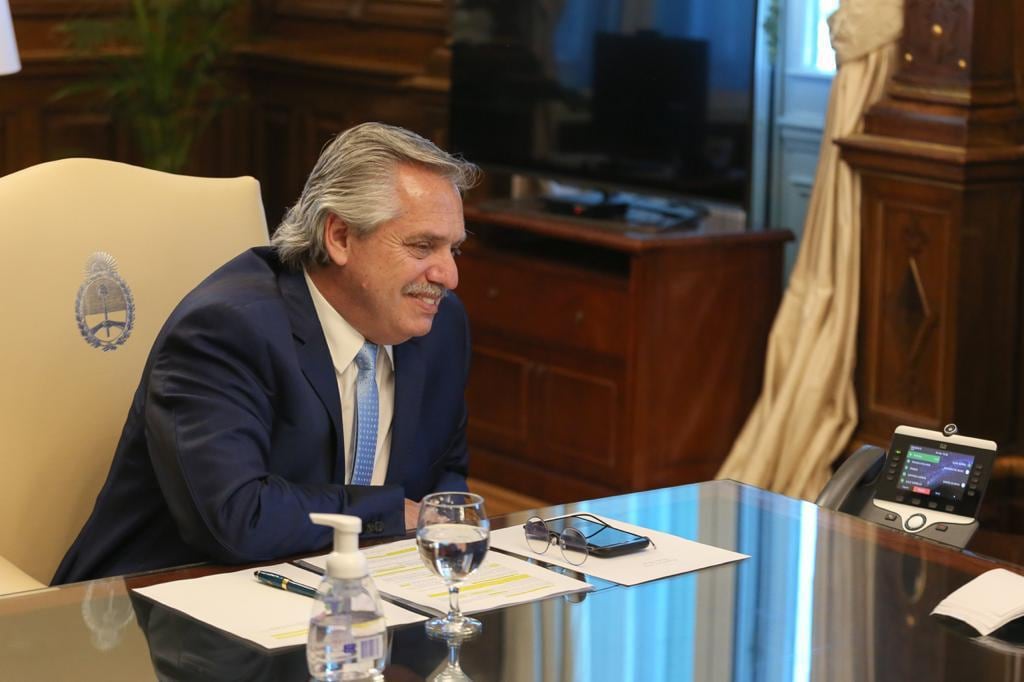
854, 169, 1024, 446
868, 198, 950, 423
535, 364, 620, 478
467, 340, 625, 486
40, 110, 118, 162
457, 249, 628, 356
253, 107, 295, 230
465, 346, 530, 455
858, 177, 958, 437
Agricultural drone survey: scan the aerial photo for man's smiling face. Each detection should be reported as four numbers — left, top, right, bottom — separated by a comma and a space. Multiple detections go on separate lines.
321, 163, 466, 345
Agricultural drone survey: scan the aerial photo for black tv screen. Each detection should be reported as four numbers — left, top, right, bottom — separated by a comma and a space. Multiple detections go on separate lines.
449, 0, 759, 209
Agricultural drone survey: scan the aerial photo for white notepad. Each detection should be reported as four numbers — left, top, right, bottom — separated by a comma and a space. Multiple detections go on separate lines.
134, 562, 425, 649
489, 514, 748, 586
931, 568, 1024, 635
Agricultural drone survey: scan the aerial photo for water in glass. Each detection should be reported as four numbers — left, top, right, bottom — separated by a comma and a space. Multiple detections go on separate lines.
417, 524, 489, 583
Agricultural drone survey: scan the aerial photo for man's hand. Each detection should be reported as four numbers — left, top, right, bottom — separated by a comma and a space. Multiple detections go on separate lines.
404, 498, 421, 531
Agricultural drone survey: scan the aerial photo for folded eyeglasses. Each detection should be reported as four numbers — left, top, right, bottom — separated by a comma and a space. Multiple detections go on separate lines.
523, 512, 655, 566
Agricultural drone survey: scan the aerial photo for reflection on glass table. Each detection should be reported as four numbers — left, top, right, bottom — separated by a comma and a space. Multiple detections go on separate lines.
1, 481, 1023, 681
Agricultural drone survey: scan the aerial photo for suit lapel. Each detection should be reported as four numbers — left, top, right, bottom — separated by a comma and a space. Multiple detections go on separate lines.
387, 338, 425, 485
278, 268, 346, 481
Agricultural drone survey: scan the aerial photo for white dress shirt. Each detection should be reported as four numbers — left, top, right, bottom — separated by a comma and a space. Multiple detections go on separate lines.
304, 270, 394, 485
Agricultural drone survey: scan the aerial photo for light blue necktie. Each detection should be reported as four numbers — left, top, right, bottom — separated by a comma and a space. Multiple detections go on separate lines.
350, 342, 379, 485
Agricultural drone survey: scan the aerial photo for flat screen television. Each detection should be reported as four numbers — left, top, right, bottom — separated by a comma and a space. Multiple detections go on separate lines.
449, 0, 759, 227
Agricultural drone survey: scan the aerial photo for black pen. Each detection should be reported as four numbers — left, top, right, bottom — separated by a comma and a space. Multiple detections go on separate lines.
253, 570, 319, 598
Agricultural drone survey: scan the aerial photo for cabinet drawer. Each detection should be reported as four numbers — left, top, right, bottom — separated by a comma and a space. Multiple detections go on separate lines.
457, 251, 629, 356
466, 340, 626, 488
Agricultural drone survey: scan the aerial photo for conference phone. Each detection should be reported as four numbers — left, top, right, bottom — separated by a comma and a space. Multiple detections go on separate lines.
862, 424, 997, 546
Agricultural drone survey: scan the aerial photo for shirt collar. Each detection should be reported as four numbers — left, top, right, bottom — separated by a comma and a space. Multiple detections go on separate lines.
303, 269, 394, 373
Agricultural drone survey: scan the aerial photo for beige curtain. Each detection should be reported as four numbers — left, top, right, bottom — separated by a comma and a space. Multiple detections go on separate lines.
717, 0, 903, 499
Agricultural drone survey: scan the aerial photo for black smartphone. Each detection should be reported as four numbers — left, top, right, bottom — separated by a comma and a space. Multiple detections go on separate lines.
544, 514, 650, 558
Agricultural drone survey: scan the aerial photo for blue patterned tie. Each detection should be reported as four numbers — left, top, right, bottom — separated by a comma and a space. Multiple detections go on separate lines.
350, 342, 379, 485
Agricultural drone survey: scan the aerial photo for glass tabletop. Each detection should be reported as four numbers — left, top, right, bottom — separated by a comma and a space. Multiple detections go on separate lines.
2, 480, 1022, 681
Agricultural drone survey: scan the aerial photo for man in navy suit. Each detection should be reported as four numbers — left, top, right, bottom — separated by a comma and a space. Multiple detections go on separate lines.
54, 123, 480, 583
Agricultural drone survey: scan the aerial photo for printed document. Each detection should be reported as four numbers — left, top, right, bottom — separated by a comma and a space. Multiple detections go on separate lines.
489, 514, 748, 586
304, 539, 593, 616
133, 562, 424, 650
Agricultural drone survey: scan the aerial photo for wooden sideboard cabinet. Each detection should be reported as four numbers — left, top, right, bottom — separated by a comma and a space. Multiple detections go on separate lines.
457, 203, 791, 502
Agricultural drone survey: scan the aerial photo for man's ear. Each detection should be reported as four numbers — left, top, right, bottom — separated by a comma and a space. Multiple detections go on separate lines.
323, 213, 351, 267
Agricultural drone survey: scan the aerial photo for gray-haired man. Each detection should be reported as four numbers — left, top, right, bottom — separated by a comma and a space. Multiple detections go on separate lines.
55, 123, 480, 583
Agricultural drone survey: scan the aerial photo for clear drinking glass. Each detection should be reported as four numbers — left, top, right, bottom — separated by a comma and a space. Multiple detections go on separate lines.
415, 492, 490, 639
428, 637, 470, 682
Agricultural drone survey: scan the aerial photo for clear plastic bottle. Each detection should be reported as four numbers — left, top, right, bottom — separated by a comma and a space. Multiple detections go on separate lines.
307, 514, 387, 682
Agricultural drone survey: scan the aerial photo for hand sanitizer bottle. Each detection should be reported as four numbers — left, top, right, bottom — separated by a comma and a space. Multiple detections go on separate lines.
307, 513, 387, 682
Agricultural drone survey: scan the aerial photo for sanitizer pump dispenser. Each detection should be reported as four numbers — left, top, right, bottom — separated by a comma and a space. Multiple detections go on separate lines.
306, 513, 387, 682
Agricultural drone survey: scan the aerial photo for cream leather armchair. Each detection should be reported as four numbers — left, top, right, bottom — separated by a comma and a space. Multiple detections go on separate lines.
0, 555, 45, 594
0, 158, 268, 592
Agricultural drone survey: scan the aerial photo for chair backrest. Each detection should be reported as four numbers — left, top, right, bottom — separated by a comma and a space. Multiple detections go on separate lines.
0, 158, 268, 583
0, 554, 46, 594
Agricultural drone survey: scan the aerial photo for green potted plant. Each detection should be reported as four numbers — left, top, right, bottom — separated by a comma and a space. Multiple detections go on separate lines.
58, 0, 238, 172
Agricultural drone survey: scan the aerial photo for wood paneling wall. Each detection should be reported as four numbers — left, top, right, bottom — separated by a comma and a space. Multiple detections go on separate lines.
1, 0, 451, 226
839, 0, 1024, 450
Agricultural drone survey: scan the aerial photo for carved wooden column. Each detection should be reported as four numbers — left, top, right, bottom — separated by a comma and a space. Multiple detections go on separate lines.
838, 0, 1024, 448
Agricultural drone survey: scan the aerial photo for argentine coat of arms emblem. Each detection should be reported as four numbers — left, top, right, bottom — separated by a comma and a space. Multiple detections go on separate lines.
75, 252, 135, 351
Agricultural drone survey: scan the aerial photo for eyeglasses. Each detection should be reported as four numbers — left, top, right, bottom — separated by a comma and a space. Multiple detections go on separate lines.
524, 514, 590, 565
523, 512, 654, 566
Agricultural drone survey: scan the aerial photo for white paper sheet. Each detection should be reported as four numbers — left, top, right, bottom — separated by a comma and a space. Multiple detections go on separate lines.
488, 514, 748, 586
931, 568, 1024, 635
304, 538, 593, 615
133, 562, 425, 649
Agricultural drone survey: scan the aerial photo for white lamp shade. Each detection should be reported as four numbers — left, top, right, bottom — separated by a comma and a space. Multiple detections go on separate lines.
0, 0, 21, 76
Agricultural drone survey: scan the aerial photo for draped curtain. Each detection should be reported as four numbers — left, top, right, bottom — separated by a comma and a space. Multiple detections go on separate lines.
717, 0, 904, 499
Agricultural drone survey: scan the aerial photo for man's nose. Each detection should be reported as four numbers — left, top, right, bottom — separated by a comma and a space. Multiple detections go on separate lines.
428, 249, 459, 291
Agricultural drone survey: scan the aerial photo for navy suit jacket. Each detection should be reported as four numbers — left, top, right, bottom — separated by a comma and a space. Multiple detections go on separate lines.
53, 247, 470, 584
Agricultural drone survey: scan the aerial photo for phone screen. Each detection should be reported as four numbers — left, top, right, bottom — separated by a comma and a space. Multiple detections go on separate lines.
545, 516, 645, 548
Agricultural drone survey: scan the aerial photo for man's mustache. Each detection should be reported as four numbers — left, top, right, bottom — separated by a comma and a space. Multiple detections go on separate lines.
403, 283, 449, 300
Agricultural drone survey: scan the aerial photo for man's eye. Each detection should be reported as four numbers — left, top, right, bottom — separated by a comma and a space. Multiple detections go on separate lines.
451, 245, 463, 257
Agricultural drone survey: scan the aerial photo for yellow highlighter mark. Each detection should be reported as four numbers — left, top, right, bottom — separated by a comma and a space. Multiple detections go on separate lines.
374, 565, 425, 578
370, 547, 418, 559
427, 573, 530, 598
460, 574, 530, 592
